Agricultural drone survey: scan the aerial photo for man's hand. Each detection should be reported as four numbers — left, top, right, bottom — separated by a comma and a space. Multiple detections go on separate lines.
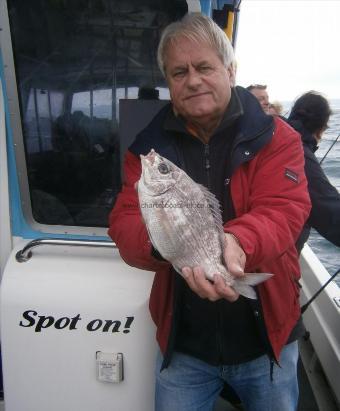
181, 233, 246, 302
181, 266, 239, 302
223, 233, 246, 278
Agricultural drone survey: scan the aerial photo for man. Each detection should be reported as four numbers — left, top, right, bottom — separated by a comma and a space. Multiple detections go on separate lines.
109, 13, 311, 411
246, 84, 270, 113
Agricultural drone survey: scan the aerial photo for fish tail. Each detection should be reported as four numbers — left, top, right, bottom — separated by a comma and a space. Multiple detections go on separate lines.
233, 273, 273, 300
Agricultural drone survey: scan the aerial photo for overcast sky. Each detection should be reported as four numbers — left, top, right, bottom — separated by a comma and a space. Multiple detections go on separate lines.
234, 0, 340, 103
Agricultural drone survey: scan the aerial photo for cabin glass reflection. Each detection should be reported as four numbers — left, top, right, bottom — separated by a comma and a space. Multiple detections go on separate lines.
6, 0, 183, 228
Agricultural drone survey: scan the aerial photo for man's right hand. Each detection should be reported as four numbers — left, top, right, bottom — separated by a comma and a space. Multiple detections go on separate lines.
181, 266, 239, 302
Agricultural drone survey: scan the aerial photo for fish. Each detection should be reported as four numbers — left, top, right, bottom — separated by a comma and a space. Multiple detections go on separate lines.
137, 149, 272, 299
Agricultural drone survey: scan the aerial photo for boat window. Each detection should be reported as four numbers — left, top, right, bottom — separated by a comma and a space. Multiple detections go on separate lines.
6, 0, 188, 229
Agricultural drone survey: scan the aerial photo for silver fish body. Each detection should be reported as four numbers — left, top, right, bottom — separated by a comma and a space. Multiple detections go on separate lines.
138, 150, 271, 299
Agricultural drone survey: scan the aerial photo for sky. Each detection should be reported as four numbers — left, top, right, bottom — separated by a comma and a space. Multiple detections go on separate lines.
234, 0, 340, 103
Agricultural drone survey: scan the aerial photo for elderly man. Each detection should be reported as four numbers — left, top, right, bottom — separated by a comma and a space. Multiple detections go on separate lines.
109, 13, 310, 411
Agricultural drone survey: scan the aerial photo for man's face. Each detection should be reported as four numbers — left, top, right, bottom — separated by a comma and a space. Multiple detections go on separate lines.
250, 88, 270, 113
164, 36, 234, 125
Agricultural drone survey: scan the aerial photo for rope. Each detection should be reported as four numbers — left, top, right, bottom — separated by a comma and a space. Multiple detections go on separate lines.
301, 267, 340, 314
319, 133, 340, 165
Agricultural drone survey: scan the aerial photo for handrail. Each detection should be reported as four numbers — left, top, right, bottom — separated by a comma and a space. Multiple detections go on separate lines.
16, 238, 117, 263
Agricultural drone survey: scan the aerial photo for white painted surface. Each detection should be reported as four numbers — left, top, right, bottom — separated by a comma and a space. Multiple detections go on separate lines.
0, 242, 157, 411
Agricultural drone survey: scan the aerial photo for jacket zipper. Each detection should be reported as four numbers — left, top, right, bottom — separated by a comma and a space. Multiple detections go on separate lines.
203, 143, 225, 360
204, 144, 211, 189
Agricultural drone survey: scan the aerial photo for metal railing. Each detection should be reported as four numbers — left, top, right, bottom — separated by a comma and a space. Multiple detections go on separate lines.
16, 238, 116, 262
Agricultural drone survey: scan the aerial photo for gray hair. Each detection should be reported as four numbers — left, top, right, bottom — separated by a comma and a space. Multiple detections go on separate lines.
157, 13, 235, 77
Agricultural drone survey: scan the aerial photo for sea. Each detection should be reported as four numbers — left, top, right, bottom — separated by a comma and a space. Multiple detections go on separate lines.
283, 99, 340, 286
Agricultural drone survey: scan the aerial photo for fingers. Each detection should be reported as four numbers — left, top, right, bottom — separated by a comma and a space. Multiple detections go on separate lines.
213, 274, 239, 302
224, 233, 246, 278
182, 266, 239, 302
182, 266, 218, 300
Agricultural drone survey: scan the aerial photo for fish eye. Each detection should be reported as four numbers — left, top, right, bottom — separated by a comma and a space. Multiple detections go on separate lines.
158, 162, 170, 175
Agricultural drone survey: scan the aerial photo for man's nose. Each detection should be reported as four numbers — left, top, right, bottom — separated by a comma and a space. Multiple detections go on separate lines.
186, 68, 202, 88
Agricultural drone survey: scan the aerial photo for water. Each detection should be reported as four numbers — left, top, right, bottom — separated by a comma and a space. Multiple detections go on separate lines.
302, 100, 340, 285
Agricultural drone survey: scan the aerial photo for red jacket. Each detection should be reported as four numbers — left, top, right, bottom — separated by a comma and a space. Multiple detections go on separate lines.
109, 113, 311, 361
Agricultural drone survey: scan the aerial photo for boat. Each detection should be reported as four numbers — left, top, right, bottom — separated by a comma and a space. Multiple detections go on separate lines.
0, 1, 339, 410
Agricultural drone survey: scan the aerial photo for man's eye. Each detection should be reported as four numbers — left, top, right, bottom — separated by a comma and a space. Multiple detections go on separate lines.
198, 66, 212, 73
173, 71, 186, 78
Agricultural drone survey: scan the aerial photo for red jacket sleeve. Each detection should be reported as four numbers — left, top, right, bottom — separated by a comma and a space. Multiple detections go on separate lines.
225, 118, 311, 270
108, 151, 169, 271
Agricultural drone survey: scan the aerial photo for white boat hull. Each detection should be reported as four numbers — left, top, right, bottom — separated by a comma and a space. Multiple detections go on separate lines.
0, 242, 157, 411
300, 245, 340, 408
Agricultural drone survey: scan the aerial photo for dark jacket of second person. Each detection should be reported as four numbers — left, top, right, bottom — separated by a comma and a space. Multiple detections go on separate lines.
288, 119, 340, 252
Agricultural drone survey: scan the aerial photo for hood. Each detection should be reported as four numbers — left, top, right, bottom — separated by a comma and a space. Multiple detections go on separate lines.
287, 118, 318, 153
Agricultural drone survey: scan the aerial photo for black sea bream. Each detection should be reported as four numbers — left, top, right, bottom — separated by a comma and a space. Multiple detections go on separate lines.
138, 149, 271, 299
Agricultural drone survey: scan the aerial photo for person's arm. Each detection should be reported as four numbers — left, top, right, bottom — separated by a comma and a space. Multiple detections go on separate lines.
225, 120, 311, 271
304, 150, 340, 246
108, 150, 170, 271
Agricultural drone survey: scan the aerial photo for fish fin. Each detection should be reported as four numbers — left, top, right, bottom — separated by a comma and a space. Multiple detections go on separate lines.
144, 223, 160, 251
233, 273, 273, 299
196, 184, 225, 244
232, 283, 258, 299
240, 272, 273, 286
